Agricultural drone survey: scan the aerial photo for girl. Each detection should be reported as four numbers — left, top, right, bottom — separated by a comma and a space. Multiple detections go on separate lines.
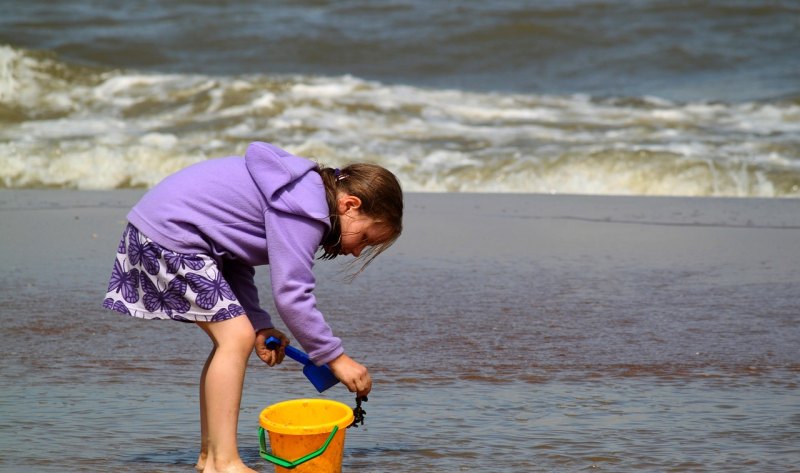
102, 141, 403, 473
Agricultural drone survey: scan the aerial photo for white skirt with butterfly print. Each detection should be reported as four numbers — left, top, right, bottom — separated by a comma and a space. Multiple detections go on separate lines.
103, 223, 245, 323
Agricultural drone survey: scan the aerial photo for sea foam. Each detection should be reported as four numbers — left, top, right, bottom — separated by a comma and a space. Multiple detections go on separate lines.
1, 45, 798, 196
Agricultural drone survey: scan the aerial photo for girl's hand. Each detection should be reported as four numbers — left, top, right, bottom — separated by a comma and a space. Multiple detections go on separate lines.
328, 354, 372, 397
255, 328, 289, 366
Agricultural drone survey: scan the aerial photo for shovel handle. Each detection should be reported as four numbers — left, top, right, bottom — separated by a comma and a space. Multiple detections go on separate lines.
265, 336, 311, 366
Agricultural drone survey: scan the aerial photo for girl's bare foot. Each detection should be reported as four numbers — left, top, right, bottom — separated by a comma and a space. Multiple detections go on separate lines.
201, 461, 258, 473
194, 452, 207, 472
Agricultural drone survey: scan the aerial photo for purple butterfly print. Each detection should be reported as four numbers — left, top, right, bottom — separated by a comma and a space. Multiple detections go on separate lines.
211, 304, 245, 322
140, 273, 190, 316
186, 271, 236, 310
211, 308, 235, 322
108, 259, 140, 303
117, 227, 128, 254
127, 226, 162, 275
103, 297, 131, 315
164, 251, 205, 274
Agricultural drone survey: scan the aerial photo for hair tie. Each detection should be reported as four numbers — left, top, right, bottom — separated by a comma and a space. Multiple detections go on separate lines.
334, 168, 348, 182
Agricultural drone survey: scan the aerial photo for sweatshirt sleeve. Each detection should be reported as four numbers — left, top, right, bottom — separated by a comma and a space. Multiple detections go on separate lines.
264, 208, 343, 365
222, 261, 274, 332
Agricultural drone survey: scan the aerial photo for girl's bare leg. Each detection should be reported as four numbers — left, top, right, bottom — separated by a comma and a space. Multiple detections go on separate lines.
195, 347, 215, 471
196, 316, 258, 473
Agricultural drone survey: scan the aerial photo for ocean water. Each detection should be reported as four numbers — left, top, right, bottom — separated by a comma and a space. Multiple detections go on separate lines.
1, 0, 799, 196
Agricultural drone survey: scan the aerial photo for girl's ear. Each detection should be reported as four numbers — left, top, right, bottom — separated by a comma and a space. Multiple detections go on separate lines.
336, 194, 362, 214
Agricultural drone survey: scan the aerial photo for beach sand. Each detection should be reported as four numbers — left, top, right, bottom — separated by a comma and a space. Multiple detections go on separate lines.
3, 189, 796, 279
1, 189, 798, 472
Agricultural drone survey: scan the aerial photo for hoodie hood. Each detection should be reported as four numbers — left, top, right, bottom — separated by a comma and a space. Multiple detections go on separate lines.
244, 142, 331, 227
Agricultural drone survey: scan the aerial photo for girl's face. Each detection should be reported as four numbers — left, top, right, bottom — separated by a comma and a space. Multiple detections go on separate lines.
339, 211, 391, 257
336, 194, 392, 257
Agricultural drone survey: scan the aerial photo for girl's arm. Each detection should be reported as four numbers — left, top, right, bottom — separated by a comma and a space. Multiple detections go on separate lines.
222, 261, 274, 332
264, 208, 344, 366
328, 353, 372, 397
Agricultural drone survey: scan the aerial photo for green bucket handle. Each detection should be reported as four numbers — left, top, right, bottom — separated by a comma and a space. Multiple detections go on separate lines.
258, 425, 339, 469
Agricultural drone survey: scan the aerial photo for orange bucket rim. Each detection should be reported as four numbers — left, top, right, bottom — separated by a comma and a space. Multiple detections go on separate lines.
259, 398, 354, 435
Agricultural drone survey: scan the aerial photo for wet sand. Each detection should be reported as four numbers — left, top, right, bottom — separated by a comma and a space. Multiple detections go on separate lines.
1, 190, 798, 472
2, 189, 797, 281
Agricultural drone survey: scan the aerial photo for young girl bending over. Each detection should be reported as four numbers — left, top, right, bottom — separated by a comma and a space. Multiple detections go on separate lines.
102, 142, 403, 473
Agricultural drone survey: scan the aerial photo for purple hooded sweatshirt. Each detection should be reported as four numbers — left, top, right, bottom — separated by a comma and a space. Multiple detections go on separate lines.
127, 142, 342, 365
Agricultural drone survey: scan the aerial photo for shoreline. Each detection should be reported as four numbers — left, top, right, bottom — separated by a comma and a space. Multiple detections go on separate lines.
2, 188, 797, 286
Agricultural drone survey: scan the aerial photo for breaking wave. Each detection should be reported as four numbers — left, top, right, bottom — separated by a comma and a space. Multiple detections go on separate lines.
2, 45, 799, 197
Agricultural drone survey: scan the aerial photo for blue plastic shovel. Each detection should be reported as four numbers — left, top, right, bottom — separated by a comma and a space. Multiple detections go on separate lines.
265, 336, 340, 393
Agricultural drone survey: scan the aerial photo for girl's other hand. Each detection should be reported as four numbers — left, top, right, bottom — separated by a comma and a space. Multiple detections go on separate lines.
255, 328, 289, 366
328, 354, 372, 397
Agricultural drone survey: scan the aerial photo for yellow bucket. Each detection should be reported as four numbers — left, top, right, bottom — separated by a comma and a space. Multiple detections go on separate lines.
258, 398, 354, 473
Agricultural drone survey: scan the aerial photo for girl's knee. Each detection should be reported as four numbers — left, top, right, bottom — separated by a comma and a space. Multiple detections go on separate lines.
201, 316, 255, 355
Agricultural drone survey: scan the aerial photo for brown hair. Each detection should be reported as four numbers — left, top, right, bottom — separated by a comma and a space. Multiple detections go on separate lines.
316, 163, 403, 272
